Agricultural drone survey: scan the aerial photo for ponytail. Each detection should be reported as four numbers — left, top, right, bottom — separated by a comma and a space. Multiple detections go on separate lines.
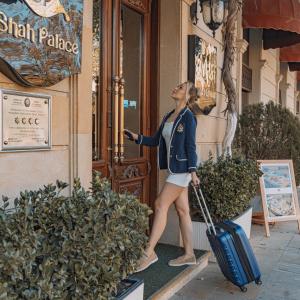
185, 80, 202, 115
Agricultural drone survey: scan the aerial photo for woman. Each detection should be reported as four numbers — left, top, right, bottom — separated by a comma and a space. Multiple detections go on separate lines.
124, 81, 200, 272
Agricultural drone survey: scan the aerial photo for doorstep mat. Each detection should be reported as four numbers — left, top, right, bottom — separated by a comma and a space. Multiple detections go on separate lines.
131, 243, 207, 300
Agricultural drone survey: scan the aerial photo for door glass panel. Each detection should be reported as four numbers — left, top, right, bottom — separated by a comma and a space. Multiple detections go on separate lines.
92, 0, 102, 161
120, 5, 143, 159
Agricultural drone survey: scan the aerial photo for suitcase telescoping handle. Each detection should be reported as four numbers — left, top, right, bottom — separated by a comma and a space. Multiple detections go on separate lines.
191, 184, 217, 236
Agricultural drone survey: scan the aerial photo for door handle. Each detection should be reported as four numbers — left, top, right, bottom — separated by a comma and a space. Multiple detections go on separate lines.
113, 76, 120, 163
119, 77, 125, 163
108, 164, 114, 179
147, 161, 152, 175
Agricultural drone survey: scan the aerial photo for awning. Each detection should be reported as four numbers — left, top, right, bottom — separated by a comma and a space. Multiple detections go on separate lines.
280, 44, 300, 62
243, 0, 300, 34
243, 0, 300, 49
263, 29, 300, 50
280, 44, 300, 71
288, 63, 300, 72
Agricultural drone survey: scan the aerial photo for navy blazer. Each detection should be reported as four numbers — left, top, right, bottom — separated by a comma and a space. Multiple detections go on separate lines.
135, 106, 198, 174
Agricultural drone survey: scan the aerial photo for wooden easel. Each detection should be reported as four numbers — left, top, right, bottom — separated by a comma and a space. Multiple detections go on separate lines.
252, 212, 275, 226
258, 160, 300, 237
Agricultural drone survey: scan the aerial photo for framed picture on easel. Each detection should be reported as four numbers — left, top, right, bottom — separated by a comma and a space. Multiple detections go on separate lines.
258, 160, 300, 237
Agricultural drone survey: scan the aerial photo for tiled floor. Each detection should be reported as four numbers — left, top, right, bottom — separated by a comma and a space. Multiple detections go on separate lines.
170, 222, 300, 300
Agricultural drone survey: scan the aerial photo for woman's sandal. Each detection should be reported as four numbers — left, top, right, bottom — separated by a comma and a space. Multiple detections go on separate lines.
134, 250, 158, 273
168, 254, 196, 267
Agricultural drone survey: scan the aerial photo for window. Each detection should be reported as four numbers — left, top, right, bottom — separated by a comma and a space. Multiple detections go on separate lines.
241, 90, 249, 112
241, 29, 251, 112
242, 29, 250, 66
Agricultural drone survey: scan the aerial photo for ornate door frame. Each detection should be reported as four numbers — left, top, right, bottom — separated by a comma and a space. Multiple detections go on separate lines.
92, 0, 159, 210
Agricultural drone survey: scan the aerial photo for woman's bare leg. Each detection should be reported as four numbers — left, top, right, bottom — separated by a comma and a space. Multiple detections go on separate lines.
174, 187, 194, 256
145, 182, 185, 256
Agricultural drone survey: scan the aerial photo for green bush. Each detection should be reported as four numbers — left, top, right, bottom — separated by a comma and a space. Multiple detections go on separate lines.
0, 171, 151, 300
189, 155, 262, 222
234, 102, 300, 184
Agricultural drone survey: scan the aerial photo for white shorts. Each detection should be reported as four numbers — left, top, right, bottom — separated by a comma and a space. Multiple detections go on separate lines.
165, 171, 192, 187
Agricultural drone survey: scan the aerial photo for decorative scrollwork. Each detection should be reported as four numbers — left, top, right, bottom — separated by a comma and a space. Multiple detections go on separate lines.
120, 182, 142, 198
127, 0, 146, 11
122, 165, 140, 179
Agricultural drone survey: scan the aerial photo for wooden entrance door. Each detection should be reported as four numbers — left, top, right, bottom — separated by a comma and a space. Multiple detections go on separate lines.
92, 0, 156, 207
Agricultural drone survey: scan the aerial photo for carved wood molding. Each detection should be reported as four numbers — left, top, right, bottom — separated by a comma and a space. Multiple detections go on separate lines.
122, 164, 141, 179
128, 0, 146, 9
119, 181, 143, 198
124, 0, 148, 12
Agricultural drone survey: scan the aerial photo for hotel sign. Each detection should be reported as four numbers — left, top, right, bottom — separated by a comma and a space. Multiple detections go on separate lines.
0, 89, 51, 151
188, 35, 217, 115
0, 0, 83, 87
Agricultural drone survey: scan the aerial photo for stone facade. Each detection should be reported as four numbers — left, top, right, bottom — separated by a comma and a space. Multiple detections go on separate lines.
0, 1, 93, 201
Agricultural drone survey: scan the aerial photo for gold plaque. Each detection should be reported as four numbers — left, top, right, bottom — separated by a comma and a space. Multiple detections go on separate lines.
0, 89, 51, 151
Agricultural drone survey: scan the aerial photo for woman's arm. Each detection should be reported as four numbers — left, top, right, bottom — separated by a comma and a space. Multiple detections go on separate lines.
134, 127, 162, 147
125, 113, 168, 147
124, 123, 163, 147
185, 113, 198, 173
185, 114, 200, 185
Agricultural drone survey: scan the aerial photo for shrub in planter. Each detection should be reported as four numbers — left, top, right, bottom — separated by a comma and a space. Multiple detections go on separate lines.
234, 101, 300, 184
0, 171, 151, 299
189, 155, 263, 222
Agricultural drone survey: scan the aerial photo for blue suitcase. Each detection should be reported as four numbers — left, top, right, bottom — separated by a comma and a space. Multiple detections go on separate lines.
192, 185, 262, 292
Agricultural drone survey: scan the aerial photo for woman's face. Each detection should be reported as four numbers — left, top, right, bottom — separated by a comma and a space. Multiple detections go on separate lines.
171, 82, 188, 103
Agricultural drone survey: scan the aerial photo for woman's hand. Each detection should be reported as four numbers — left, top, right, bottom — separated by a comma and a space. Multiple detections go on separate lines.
191, 172, 200, 186
124, 129, 138, 141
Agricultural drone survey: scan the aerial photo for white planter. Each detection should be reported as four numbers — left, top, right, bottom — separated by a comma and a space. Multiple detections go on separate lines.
116, 278, 144, 300
180, 207, 253, 255
232, 206, 253, 239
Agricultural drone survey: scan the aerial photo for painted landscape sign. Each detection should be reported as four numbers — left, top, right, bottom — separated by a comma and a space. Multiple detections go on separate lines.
258, 160, 300, 237
0, 0, 83, 87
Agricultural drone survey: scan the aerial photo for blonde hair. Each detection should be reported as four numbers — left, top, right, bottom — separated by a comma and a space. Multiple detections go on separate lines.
185, 80, 202, 115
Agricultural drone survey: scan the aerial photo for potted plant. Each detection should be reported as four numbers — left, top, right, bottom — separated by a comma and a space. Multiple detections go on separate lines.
234, 101, 300, 217
180, 155, 262, 253
0, 171, 151, 300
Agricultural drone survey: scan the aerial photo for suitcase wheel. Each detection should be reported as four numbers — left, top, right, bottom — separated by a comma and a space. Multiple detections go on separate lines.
255, 279, 262, 285
240, 286, 247, 293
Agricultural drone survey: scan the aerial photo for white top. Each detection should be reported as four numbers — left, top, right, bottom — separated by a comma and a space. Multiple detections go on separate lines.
162, 121, 173, 162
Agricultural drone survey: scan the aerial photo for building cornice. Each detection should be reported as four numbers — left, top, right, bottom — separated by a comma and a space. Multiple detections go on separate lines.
183, 0, 195, 6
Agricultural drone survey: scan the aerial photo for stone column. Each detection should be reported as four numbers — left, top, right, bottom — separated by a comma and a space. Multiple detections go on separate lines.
275, 74, 284, 104
236, 38, 249, 114
69, 0, 93, 191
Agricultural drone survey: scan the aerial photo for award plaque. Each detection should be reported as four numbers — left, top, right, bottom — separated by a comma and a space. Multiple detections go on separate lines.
0, 89, 51, 151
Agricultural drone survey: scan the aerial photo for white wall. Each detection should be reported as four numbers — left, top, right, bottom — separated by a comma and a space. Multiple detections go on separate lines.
285, 68, 297, 113
247, 29, 298, 112
261, 48, 279, 104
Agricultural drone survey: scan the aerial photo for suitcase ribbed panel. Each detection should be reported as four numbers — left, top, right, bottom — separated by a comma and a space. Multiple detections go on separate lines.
222, 221, 261, 281
208, 229, 248, 287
